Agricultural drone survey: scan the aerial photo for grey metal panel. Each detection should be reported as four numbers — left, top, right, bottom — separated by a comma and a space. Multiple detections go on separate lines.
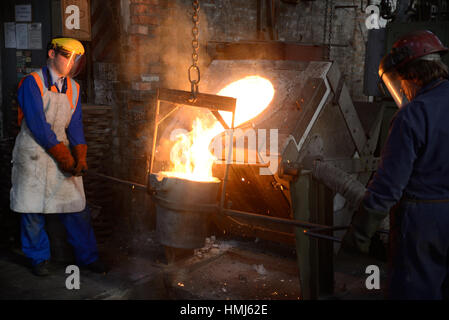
292, 174, 315, 300
322, 157, 380, 174
327, 62, 368, 156
363, 29, 386, 97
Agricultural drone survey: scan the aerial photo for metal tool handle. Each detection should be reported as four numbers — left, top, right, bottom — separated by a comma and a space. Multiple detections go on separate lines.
88, 171, 147, 191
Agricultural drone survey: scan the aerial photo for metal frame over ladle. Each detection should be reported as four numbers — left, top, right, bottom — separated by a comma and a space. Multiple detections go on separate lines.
147, 87, 237, 214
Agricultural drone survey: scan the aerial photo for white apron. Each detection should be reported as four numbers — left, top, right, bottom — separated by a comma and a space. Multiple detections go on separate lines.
10, 69, 86, 214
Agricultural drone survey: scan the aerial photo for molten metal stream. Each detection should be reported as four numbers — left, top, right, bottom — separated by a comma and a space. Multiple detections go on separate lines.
161, 75, 275, 182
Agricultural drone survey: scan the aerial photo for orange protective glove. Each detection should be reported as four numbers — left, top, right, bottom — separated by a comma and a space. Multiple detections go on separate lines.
72, 144, 88, 176
47, 142, 75, 174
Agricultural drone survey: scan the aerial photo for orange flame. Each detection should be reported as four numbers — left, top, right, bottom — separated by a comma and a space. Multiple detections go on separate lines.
162, 76, 274, 182
160, 118, 222, 182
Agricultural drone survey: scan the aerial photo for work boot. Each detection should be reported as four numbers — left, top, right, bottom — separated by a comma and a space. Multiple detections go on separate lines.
32, 260, 50, 277
85, 259, 108, 274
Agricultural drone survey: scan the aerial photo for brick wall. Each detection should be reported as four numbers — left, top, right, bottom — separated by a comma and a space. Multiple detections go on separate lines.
102, 0, 172, 232
114, 0, 167, 185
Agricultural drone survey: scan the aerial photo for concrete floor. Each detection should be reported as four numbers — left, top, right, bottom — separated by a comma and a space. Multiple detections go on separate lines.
0, 230, 387, 300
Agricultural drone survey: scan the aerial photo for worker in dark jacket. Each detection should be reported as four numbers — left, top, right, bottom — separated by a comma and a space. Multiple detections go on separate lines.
342, 30, 449, 299
11, 38, 106, 276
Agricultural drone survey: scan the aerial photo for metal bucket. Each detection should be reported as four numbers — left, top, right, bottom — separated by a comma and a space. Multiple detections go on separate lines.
149, 173, 221, 249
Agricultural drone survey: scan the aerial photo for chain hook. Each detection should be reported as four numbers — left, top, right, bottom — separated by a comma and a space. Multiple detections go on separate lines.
189, 82, 199, 103
188, 65, 200, 102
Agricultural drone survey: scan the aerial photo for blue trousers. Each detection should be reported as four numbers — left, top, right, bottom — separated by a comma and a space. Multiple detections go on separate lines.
388, 201, 449, 299
20, 207, 99, 266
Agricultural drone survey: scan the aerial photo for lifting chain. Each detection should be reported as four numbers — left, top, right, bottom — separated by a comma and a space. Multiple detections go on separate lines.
327, 0, 334, 61
188, 0, 200, 102
323, 0, 334, 60
323, 0, 329, 55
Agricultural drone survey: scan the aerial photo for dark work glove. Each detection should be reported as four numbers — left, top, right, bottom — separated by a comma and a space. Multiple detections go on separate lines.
47, 142, 75, 174
340, 204, 389, 254
72, 144, 88, 176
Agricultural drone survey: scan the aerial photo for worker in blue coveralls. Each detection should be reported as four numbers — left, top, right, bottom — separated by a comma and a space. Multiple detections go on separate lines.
341, 30, 449, 299
11, 38, 107, 276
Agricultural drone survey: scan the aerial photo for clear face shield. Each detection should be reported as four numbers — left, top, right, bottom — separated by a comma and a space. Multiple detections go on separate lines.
378, 69, 410, 108
378, 53, 442, 108
56, 48, 86, 78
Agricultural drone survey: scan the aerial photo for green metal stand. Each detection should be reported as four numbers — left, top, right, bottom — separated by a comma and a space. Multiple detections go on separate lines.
292, 173, 334, 300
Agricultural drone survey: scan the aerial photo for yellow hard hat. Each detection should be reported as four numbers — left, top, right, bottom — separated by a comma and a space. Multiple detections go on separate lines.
51, 38, 85, 55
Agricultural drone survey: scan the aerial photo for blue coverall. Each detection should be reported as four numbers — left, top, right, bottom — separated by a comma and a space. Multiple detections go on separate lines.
364, 78, 449, 299
16, 65, 99, 267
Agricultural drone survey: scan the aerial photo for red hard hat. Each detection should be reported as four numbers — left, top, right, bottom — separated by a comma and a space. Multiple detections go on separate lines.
379, 30, 448, 76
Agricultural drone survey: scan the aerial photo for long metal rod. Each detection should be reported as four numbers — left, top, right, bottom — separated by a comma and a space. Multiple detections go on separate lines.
304, 231, 341, 242
307, 225, 349, 233
89, 172, 147, 191
221, 208, 388, 241
219, 111, 235, 212
211, 110, 230, 130
222, 208, 325, 230
157, 105, 179, 126
149, 97, 161, 175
